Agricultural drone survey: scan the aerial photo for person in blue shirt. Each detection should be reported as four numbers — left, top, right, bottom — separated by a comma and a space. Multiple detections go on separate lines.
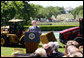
28, 20, 42, 35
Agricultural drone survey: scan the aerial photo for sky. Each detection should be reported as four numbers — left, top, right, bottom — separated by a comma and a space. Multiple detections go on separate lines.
29, 1, 83, 9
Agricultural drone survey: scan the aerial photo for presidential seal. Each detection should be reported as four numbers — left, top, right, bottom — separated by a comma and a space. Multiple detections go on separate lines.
29, 33, 35, 40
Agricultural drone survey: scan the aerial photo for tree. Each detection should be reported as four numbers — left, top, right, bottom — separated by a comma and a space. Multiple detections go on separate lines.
71, 5, 83, 19
30, 3, 43, 19
79, 9, 83, 18
35, 6, 65, 19
1, 1, 38, 26
1, 1, 16, 25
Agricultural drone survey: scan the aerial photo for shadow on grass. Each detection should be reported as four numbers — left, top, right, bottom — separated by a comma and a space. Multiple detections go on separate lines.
1, 45, 25, 48
1, 44, 43, 48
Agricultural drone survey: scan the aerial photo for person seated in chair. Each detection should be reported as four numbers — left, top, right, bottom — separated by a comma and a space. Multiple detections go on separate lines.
51, 41, 64, 57
42, 43, 53, 57
64, 40, 83, 57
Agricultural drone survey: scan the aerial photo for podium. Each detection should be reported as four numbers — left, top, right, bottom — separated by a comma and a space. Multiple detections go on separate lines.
40, 31, 57, 44
24, 32, 40, 53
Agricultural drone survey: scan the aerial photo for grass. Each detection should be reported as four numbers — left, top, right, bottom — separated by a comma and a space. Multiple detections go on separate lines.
1, 47, 26, 56
1, 41, 65, 56
24, 22, 79, 27
24, 22, 79, 31
37, 22, 79, 26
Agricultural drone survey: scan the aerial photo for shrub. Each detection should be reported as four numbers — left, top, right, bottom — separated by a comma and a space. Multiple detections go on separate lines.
24, 25, 78, 31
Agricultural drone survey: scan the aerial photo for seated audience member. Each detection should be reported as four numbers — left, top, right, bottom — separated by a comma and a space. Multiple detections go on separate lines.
69, 52, 83, 57
63, 52, 83, 57
50, 41, 64, 57
42, 43, 53, 57
66, 40, 79, 48
42, 41, 64, 57
48, 42, 55, 46
34, 48, 47, 57
64, 40, 83, 57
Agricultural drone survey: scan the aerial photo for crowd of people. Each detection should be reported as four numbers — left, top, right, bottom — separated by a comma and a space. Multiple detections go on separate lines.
12, 40, 83, 57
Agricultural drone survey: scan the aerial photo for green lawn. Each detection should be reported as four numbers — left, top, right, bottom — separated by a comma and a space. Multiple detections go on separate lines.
24, 22, 79, 27
37, 22, 79, 26
1, 41, 65, 56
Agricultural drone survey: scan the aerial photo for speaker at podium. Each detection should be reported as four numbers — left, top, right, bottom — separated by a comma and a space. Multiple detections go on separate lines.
24, 32, 40, 53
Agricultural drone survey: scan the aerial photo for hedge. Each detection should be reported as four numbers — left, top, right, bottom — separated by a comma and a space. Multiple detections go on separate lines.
24, 25, 79, 31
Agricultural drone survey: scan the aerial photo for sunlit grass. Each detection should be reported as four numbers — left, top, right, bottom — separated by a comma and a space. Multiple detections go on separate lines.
1, 41, 65, 56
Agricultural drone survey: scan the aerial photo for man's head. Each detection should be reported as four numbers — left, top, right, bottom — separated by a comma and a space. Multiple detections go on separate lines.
66, 40, 79, 48
31, 20, 36, 26
35, 48, 47, 57
42, 44, 49, 49
53, 41, 60, 52
48, 42, 55, 48
42, 43, 53, 55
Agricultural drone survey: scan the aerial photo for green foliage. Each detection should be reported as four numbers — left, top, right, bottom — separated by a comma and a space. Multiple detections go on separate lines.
71, 5, 83, 19
1, 1, 37, 26
35, 6, 65, 19
24, 25, 78, 31
40, 25, 78, 31
1, 1, 16, 25
79, 9, 83, 18
1, 1, 66, 26
1, 1, 82, 26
